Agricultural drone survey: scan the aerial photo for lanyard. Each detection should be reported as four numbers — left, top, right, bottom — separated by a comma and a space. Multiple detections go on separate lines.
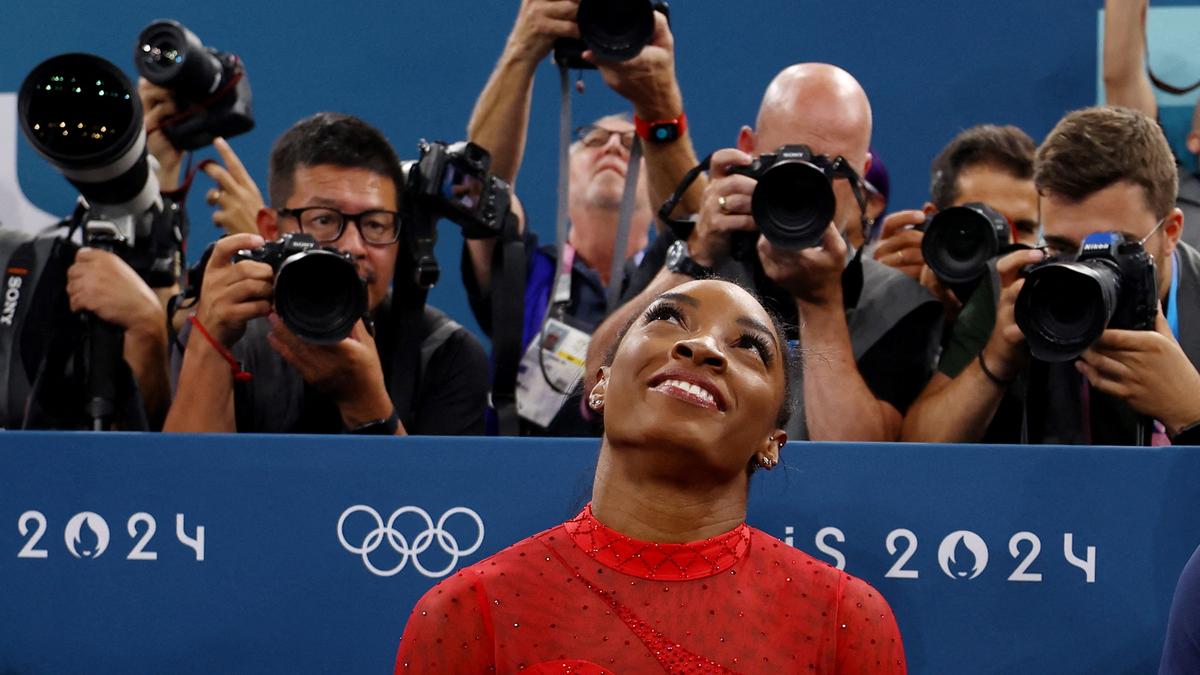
1167, 251, 1180, 340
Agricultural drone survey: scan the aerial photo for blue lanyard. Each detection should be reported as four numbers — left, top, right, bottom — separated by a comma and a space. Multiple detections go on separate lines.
1167, 251, 1180, 340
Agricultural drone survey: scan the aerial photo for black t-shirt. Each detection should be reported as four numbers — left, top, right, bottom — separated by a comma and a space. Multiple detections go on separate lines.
230, 300, 489, 435
625, 230, 942, 438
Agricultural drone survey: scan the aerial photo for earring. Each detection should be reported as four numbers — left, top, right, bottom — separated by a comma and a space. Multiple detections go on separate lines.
757, 455, 776, 470
588, 392, 605, 411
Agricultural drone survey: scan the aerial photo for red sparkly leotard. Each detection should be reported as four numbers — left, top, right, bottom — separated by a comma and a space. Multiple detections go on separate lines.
396, 505, 906, 674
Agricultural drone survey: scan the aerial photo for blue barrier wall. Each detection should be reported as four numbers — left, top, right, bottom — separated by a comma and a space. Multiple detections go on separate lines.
4, 1, 1199, 339
2, 433, 1198, 673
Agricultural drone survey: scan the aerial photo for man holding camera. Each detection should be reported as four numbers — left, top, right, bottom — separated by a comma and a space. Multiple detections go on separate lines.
462, 0, 702, 434
165, 113, 489, 435
902, 106, 1200, 445
872, 124, 1040, 319
588, 63, 943, 442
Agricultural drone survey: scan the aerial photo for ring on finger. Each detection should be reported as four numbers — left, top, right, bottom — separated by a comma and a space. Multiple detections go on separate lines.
206, 188, 223, 205
717, 195, 730, 214
895, 249, 905, 264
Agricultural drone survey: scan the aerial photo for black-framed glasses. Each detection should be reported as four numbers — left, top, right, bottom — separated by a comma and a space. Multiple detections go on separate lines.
277, 207, 401, 245
575, 124, 636, 150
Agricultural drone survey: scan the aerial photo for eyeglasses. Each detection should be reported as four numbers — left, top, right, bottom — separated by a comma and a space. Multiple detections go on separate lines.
277, 207, 401, 245
575, 125, 636, 150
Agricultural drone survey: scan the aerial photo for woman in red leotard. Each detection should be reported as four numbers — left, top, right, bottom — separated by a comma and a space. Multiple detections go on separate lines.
396, 279, 906, 674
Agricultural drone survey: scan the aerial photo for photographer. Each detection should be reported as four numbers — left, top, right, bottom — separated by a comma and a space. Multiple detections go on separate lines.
587, 64, 944, 442
873, 124, 1039, 319
1103, 0, 1200, 249
902, 106, 1200, 445
164, 113, 489, 435
462, 0, 703, 435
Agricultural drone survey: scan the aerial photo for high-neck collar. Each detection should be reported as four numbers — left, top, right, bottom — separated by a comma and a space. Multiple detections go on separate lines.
564, 504, 752, 581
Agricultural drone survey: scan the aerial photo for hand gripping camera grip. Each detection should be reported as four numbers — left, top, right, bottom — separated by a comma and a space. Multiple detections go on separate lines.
85, 313, 124, 430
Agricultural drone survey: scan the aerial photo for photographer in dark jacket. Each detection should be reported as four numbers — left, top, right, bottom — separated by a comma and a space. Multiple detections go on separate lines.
903, 106, 1200, 445
165, 113, 489, 435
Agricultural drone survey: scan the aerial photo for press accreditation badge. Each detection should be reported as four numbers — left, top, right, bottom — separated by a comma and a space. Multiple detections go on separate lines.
517, 318, 590, 427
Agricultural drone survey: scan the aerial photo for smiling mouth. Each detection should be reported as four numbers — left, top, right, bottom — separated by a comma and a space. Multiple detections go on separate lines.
650, 378, 723, 412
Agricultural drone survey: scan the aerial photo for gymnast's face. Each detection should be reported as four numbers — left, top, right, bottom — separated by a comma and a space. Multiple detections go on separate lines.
598, 280, 788, 480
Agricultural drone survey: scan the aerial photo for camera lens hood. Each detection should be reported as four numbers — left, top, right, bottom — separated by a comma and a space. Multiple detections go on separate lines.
274, 249, 368, 344
1016, 259, 1121, 362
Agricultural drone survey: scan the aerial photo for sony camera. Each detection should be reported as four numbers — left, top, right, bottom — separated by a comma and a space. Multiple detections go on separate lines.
187, 233, 366, 345
553, 0, 668, 69
1015, 231, 1158, 362
135, 19, 254, 151
919, 202, 1012, 292
725, 145, 860, 258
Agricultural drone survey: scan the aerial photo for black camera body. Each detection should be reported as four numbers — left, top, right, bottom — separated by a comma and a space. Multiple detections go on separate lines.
405, 140, 512, 240
919, 202, 1011, 287
223, 232, 367, 344
1016, 231, 1158, 362
135, 19, 254, 151
553, 0, 668, 70
725, 144, 848, 258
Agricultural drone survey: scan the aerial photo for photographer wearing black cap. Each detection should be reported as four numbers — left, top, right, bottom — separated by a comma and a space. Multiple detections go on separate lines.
903, 106, 1200, 446
164, 113, 489, 435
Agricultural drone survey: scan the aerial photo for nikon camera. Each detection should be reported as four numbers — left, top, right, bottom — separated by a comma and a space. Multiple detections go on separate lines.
1015, 231, 1157, 362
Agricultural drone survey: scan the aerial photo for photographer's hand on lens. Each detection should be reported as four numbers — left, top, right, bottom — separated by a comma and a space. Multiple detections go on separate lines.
1077, 308, 1200, 434
687, 148, 758, 267
194, 233, 274, 348
67, 248, 165, 334
507, 0, 581, 63
979, 247, 1046, 382
139, 78, 183, 191
265, 313, 396, 430
757, 221, 847, 307
585, 12, 680, 119
202, 137, 264, 235
873, 210, 927, 280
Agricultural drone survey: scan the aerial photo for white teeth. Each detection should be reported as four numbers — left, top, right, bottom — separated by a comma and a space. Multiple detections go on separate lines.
661, 379, 715, 405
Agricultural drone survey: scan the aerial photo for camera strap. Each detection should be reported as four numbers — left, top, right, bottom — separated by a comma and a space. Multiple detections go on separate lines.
607, 136, 642, 309
491, 212, 525, 436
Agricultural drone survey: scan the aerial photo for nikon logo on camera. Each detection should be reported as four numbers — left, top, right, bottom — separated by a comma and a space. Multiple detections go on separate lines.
0, 269, 26, 327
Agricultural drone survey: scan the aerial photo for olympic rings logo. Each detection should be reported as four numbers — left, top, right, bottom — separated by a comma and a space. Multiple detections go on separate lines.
337, 505, 485, 578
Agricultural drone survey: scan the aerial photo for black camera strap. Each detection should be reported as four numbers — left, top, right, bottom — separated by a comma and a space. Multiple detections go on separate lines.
491, 212, 525, 436
607, 136, 642, 309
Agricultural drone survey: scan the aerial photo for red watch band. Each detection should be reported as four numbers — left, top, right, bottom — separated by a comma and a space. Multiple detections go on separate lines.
634, 112, 687, 143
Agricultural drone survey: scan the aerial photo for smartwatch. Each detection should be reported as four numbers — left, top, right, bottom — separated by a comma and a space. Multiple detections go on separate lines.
665, 239, 713, 279
635, 112, 687, 144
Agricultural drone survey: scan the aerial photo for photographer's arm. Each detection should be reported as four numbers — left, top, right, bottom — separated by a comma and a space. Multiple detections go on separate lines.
591, 11, 704, 218
901, 248, 1043, 441
66, 248, 171, 428
463, 0, 578, 293
164, 234, 273, 433
1103, 0, 1158, 117
757, 225, 900, 441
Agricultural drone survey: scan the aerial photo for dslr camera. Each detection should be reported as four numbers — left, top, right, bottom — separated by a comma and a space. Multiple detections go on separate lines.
402, 140, 514, 288
918, 202, 1013, 298
191, 233, 367, 345
725, 144, 864, 258
1015, 231, 1157, 362
554, 0, 668, 69
135, 19, 254, 151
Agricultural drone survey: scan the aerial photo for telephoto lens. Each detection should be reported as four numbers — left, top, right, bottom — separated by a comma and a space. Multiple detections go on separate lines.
920, 203, 1011, 286
18, 53, 158, 216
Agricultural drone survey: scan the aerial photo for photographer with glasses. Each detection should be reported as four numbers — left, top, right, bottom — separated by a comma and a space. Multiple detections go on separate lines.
586, 64, 944, 442
902, 106, 1200, 446
461, 0, 702, 435
165, 113, 489, 435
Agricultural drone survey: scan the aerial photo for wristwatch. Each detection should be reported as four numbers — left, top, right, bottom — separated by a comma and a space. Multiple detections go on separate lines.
635, 112, 687, 144
665, 239, 713, 279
